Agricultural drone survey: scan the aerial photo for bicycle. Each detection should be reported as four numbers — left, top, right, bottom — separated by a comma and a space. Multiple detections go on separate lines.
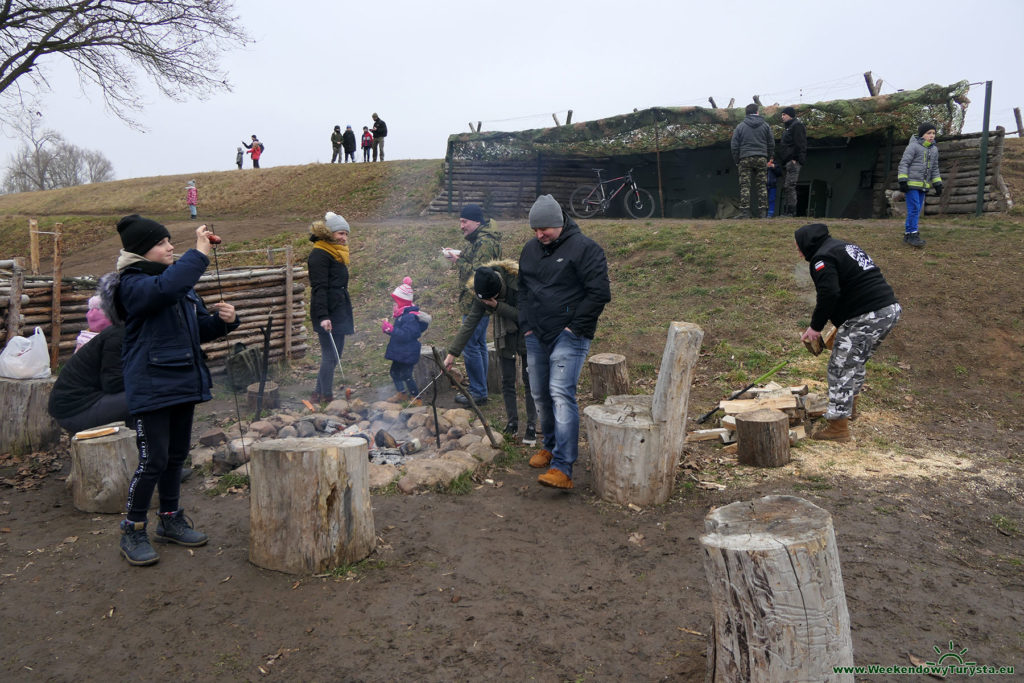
568, 168, 655, 219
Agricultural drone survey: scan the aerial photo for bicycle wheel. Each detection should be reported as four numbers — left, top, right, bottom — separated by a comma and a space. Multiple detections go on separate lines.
569, 185, 602, 218
622, 187, 655, 219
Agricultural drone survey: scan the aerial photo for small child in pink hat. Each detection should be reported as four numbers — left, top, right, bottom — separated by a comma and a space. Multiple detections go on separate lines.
380, 276, 431, 404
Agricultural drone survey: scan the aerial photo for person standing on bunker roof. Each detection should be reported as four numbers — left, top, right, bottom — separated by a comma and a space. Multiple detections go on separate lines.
342, 125, 357, 163
519, 195, 610, 490
112, 216, 239, 566
443, 203, 502, 407
330, 125, 343, 163
778, 106, 807, 217
897, 121, 942, 248
795, 223, 901, 443
371, 112, 387, 161
731, 103, 775, 219
242, 135, 263, 168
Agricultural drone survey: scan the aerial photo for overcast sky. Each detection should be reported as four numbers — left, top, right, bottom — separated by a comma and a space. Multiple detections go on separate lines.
2, 0, 1022, 182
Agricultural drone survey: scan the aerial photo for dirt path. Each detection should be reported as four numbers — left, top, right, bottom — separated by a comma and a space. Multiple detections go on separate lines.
2, 387, 1021, 680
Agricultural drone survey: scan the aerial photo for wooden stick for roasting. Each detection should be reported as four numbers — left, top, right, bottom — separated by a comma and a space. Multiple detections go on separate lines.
430, 346, 499, 448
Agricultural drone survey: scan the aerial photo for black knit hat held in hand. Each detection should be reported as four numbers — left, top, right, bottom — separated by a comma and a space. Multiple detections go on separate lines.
117, 214, 171, 256
474, 267, 502, 300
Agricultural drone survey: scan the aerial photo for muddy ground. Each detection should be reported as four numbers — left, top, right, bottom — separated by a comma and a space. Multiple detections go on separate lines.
1, 215, 1023, 681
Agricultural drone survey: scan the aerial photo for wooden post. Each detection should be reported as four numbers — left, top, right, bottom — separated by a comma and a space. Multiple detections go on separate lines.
708, 97, 718, 109
588, 352, 629, 400
701, 495, 854, 682
1014, 107, 1023, 137
6, 258, 25, 340
727, 98, 735, 109
29, 219, 40, 275
249, 436, 376, 574
752, 95, 762, 106
67, 424, 134, 513
565, 110, 573, 125
284, 245, 294, 361
476, 121, 482, 132
584, 322, 703, 506
863, 71, 881, 96
735, 408, 791, 467
50, 222, 63, 367
552, 113, 560, 127
0, 377, 61, 455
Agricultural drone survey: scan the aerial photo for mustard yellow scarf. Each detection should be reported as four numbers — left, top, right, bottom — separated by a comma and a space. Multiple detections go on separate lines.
313, 240, 349, 265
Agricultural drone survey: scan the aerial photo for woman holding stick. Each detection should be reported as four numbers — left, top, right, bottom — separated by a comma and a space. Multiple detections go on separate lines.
308, 212, 354, 404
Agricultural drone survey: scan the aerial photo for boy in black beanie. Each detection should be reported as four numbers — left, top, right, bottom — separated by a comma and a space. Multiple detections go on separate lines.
897, 122, 942, 247
113, 216, 239, 566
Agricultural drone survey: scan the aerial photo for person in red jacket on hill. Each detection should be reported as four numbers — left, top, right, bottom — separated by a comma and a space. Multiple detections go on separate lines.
242, 135, 264, 168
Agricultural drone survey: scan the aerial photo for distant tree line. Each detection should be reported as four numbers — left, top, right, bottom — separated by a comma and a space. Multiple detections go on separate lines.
2, 113, 114, 193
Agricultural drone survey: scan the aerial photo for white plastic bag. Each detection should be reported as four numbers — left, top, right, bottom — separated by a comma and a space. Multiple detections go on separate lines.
0, 327, 51, 379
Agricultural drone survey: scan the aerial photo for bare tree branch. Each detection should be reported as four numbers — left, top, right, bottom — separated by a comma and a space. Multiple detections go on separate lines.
0, 0, 250, 128
2, 109, 115, 192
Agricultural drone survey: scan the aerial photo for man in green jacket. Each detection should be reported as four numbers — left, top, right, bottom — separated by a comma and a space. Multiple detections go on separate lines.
444, 261, 537, 445
443, 204, 501, 404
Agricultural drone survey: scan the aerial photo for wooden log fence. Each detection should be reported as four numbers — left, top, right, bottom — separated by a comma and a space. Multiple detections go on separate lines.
0, 249, 309, 371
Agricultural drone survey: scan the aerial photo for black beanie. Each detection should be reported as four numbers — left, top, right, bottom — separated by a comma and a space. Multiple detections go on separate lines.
460, 204, 485, 224
918, 122, 937, 138
782, 106, 797, 118
117, 214, 171, 256
474, 267, 502, 300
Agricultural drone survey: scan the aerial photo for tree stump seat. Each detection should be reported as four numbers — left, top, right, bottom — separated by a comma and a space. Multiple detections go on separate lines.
66, 422, 134, 513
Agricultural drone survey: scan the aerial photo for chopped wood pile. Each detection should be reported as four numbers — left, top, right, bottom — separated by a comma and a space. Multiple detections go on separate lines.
686, 381, 827, 452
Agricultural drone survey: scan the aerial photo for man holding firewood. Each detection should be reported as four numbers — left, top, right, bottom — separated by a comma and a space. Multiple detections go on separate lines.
795, 223, 901, 442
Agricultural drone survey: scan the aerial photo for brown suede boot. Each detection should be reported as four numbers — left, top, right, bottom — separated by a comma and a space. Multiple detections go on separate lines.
385, 391, 408, 404
812, 417, 851, 442
538, 468, 573, 489
528, 449, 553, 469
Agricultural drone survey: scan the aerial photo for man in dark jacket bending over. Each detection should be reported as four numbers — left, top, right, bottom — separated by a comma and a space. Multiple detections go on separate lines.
519, 195, 611, 489
796, 223, 901, 441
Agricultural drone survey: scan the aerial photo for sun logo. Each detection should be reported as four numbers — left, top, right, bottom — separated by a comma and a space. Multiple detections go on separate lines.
926, 641, 977, 667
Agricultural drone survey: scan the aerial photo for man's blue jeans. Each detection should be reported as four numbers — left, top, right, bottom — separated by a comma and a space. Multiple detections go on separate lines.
525, 329, 591, 478
462, 315, 490, 399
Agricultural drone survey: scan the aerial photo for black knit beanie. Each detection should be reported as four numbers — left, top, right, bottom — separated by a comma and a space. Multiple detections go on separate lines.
460, 204, 485, 224
474, 267, 502, 300
918, 122, 937, 138
782, 106, 797, 118
117, 214, 171, 256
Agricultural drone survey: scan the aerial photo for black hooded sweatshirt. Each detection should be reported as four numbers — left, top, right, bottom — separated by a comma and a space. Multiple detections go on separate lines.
795, 223, 897, 331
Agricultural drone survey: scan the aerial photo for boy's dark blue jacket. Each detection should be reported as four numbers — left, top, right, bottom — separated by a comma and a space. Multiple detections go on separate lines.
385, 305, 429, 365
115, 249, 239, 413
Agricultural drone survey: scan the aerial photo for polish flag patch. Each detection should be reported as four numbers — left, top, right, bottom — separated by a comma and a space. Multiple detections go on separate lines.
814, 260, 826, 271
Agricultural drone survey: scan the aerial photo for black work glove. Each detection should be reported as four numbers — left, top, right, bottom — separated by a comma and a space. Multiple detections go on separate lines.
933, 182, 943, 196
898, 180, 909, 193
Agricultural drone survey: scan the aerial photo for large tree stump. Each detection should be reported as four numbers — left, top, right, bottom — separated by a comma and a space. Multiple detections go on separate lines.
249, 436, 375, 574
584, 322, 703, 506
0, 377, 60, 455
701, 495, 854, 682
736, 408, 791, 467
588, 352, 629, 400
66, 424, 134, 513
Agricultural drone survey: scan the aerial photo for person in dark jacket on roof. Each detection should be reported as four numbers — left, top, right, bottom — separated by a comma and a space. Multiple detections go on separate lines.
519, 195, 610, 490
731, 103, 775, 218
113, 216, 239, 566
795, 223, 901, 443
778, 106, 807, 217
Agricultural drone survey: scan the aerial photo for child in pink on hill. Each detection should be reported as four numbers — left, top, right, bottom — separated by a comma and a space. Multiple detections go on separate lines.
361, 126, 373, 162
186, 180, 198, 219
380, 277, 430, 405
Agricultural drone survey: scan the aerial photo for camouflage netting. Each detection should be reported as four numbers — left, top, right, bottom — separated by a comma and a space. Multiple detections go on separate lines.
448, 82, 970, 161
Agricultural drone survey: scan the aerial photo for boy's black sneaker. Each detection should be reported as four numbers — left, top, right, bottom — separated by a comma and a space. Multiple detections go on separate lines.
454, 393, 487, 406
119, 520, 159, 566
522, 423, 537, 446
155, 509, 208, 547
502, 420, 518, 438
903, 232, 926, 248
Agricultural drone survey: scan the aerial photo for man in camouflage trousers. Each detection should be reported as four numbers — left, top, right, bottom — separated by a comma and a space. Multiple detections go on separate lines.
731, 103, 775, 218
795, 223, 901, 441
778, 107, 807, 217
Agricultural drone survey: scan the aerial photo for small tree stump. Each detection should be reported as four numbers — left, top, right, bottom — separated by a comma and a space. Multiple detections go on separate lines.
736, 408, 790, 467
249, 436, 375, 574
66, 424, 134, 513
588, 352, 629, 400
0, 377, 60, 455
414, 348, 453, 400
701, 495, 854, 682
246, 381, 279, 412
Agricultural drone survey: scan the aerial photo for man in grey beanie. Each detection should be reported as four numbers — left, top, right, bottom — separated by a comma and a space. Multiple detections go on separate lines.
518, 194, 610, 490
